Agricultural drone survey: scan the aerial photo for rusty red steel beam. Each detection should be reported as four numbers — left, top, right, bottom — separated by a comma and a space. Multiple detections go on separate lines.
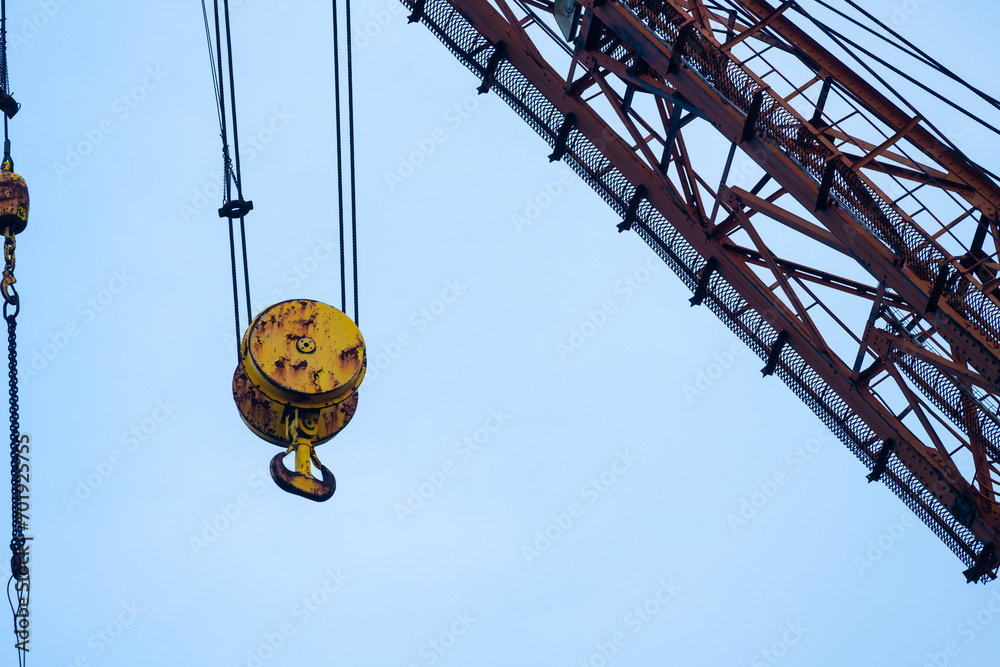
733, 0, 1000, 219
724, 186, 850, 255
405, 0, 999, 575
836, 155, 978, 197
585, 0, 1000, 396
720, 241, 909, 308
870, 330, 991, 392
885, 349, 1000, 512
426, 0, 1000, 555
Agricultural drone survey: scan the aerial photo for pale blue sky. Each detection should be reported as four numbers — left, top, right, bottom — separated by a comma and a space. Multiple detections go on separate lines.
5, 1, 1000, 666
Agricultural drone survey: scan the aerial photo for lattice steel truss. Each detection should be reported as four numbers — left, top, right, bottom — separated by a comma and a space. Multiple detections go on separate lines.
403, 0, 1000, 582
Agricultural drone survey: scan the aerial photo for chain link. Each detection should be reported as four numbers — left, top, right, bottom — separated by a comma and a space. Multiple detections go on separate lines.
1, 229, 16, 320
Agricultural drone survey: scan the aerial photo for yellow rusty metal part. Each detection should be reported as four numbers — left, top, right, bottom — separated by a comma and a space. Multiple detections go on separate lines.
233, 300, 365, 500
270, 443, 335, 501
0, 161, 28, 236
232, 366, 358, 446
242, 299, 365, 408
268, 409, 336, 501
233, 299, 365, 444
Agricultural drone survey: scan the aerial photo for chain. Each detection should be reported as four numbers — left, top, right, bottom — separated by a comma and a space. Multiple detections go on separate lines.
1, 228, 14, 315
3, 226, 25, 664
7, 264, 20, 570
7, 312, 20, 562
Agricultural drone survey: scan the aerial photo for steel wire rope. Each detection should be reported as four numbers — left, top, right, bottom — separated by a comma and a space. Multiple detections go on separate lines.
206, 0, 255, 359
712, 0, 1000, 240
332, 0, 360, 324
788, 3, 1000, 184
5, 577, 23, 667
346, 0, 359, 325
709, 0, 1000, 184
823, 0, 1000, 111
221, 0, 253, 327
807, 0, 943, 69
206, 0, 243, 359
332, 0, 347, 315
200, 0, 223, 131
794, 3, 1000, 139
1, 0, 6, 150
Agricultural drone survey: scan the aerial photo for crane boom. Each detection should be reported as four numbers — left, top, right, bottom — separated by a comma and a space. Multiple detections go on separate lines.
404, 0, 1000, 581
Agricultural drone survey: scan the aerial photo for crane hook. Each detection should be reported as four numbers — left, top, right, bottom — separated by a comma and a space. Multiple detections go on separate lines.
269, 442, 336, 502
268, 408, 336, 501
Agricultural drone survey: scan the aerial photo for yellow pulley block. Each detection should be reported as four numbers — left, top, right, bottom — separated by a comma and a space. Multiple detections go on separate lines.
232, 299, 365, 501
0, 160, 27, 237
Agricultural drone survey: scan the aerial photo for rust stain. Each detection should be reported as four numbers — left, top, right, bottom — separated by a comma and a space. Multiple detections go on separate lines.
318, 391, 359, 441
233, 367, 283, 441
339, 344, 361, 361
240, 300, 365, 415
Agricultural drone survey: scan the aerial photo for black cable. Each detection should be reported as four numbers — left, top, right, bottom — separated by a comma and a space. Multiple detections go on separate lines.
212, 1, 241, 354
220, 0, 252, 325
332, 0, 347, 315
345, 0, 359, 325
1, 0, 7, 147
200, 0, 223, 132
798, 7, 1000, 139
6, 576, 25, 667
222, 0, 244, 203
239, 216, 251, 324
715, 0, 1000, 184
228, 219, 241, 362
0, 1, 5, 94
809, 0, 935, 69
212, 1, 230, 200
833, 0, 1000, 111
792, 4, 1000, 184
210, 0, 257, 351
6, 578, 19, 667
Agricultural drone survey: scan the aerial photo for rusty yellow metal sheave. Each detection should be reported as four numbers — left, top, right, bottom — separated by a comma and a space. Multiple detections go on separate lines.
0, 160, 27, 235
233, 299, 365, 501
